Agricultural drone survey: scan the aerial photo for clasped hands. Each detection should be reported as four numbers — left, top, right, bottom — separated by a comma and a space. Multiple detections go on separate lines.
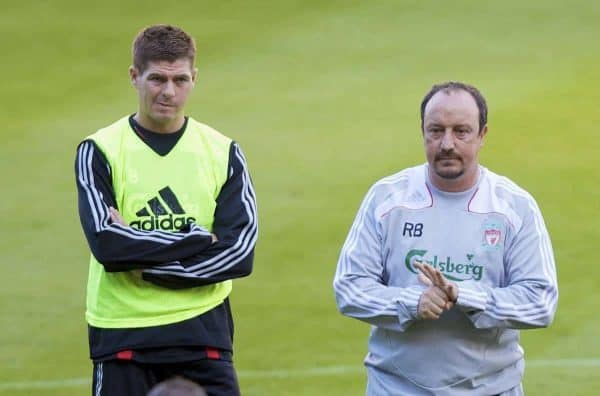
414, 261, 459, 320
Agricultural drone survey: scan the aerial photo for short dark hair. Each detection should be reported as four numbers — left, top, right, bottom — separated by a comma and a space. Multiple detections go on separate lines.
147, 376, 206, 396
132, 24, 196, 73
420, 81, 488, 133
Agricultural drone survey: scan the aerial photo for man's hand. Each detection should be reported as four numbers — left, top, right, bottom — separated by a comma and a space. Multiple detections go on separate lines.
415, 261, 458, 309
417, 283, 452, 320
109, 207, 128, 226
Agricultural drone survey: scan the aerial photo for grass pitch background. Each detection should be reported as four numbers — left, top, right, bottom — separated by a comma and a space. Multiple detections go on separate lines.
1, 1, 599, 394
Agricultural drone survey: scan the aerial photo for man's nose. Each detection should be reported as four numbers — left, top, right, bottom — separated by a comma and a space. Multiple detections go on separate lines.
163, 80, 176, 97
440, 130, 455, 150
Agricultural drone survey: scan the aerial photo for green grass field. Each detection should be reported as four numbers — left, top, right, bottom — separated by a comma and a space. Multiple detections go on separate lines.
1, 1, 599, 394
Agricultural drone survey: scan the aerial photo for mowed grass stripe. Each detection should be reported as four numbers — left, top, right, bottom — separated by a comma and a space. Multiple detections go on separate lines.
1, 359, 599, 391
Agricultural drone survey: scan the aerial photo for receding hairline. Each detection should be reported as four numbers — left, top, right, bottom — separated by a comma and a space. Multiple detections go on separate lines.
420, 81, 488, 133
424, 88, 480, 114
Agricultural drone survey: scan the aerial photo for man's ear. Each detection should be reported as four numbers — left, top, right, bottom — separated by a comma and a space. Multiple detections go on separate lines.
129, 66, 138, 85
192, 67, 198, 84
480, 124, 488, 137
479, 125, 488, 145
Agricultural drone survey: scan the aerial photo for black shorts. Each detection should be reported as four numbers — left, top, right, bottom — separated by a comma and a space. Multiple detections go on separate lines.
91, 359, 240, 396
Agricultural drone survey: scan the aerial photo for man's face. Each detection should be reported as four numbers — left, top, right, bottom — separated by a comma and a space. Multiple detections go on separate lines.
129, 58, 196, 132
422, 90, 487, 191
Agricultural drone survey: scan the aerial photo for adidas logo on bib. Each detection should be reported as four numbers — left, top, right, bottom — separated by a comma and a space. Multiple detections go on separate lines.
130, 186, 196, 231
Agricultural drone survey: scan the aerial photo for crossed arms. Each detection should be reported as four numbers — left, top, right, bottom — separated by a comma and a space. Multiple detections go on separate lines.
75, 140, 257, 288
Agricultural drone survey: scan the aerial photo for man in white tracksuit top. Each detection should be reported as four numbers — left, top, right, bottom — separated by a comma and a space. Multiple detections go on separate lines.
333, 82, 558, 395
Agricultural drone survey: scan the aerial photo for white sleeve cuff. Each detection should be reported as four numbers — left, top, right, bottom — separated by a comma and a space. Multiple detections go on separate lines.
456, 281, 488, 311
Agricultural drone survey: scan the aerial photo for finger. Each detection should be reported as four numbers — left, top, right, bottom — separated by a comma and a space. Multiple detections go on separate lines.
426, 301, 443, 316
430, 286, 449, 301
450, 283, 459, 301
418, 304, 441, 320
442, 282, 458, 302
414, 261, 424, 273
419, 263, 439, 284
416, 262, 436, 283
415, 262, 435, 285
421, 287, 447, 308
431, 271, 457, 302
109, 207, 118, 222
427, 292, 447, 310
109, 207, 126, 226
418, 273, 432, 286
418, 293, 437, 319
432, 267, 449, 288
422, 311, 440, 320
423, 265, 450, 293
445, 301, 454, 310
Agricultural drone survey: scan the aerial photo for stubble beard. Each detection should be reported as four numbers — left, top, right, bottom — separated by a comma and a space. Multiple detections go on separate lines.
433, 157, 464, 180
434, 166, 464, 180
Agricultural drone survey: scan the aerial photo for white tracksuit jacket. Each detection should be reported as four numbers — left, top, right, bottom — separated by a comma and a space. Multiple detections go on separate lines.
333, 164, 558, 395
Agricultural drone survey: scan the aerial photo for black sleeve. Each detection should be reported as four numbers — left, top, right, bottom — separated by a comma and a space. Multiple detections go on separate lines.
75, 140, 214, 272
141, 142, 257, 288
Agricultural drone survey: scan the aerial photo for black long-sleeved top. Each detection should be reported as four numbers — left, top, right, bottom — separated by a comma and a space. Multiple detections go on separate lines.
75, 116, 257, 361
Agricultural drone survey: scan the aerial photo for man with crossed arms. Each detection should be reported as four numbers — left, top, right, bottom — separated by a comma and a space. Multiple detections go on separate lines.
333, 81, 558, 395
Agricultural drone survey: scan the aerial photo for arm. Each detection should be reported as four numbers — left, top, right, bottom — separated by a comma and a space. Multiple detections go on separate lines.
75, 140, 214, 272
422, 200, 558, 329
141, 142, 257, 288
333, 185, 424, 332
